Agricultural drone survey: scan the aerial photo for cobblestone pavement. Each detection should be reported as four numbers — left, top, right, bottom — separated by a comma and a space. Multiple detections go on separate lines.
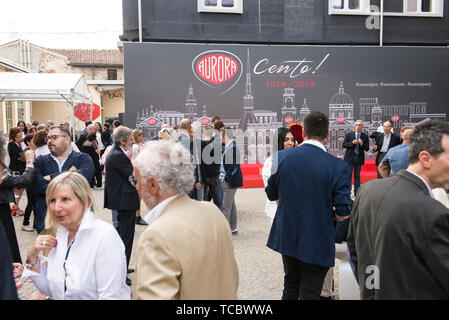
13, 187, 349, 300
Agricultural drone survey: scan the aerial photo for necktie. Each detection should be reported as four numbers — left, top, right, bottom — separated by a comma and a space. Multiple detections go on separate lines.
355, 133, 359, 155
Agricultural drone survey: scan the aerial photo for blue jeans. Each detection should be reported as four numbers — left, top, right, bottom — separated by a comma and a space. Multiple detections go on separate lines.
346, 158, 362, 196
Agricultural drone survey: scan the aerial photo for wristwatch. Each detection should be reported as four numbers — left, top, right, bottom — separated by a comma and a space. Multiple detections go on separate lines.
24, 257, 39, 268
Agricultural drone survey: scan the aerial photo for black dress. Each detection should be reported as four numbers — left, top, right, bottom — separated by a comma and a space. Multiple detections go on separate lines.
7, 141, 25, 174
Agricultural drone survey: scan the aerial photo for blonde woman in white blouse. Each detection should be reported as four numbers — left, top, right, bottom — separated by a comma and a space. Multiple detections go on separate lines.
261, 128, 296, 222
21, 171, 130, 300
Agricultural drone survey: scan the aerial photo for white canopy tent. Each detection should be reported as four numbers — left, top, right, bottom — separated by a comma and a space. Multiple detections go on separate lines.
0, 72, 93, 140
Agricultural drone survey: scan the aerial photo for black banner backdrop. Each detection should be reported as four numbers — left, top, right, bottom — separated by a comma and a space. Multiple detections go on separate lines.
124, 43, 448, 163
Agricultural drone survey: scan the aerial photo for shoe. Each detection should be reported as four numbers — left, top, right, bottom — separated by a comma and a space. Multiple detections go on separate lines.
320, 295, 334, 300
96, 186, 103, 190
11, 208, 24, 216
232, 229, 238, 235
126, 277, 132, 286
127, 268, 135, 274
135, 217, 148, 226
21, 225, 34, 232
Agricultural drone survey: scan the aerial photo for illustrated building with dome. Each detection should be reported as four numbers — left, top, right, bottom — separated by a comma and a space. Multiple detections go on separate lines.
326, 82, 446, 159
327, 82, 356, 157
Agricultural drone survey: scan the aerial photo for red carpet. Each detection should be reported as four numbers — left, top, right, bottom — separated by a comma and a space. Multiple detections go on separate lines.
240, 159, 378, 189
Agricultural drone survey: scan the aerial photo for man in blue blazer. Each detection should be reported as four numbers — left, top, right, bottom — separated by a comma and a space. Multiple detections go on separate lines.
343, 120, 370, 196
34, 126, 94, 234
266, 111, 352, 300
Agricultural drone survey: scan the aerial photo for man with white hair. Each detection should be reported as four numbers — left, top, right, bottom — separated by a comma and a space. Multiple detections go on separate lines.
132, 141, 238, 299
343, 120, 370, 196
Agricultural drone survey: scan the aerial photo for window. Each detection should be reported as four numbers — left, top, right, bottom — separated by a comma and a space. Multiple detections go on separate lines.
329, 0, 443, 17
107, 69, 117, 80
17, 101, 24, 121
198, 0, 243, 14
5, 101, 13, 132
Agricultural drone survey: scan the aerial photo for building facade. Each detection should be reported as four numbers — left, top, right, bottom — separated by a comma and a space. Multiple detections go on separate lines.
122, 0, 448, 161
0, 39, 125, 133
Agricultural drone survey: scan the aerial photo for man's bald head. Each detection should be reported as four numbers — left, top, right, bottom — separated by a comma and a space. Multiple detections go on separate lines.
179, 118, 191, 131
402, 129, 413, 143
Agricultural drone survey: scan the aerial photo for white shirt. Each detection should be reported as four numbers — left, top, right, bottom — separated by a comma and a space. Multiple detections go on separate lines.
22, 209, 131, 300
143, 195, 179, 226
261, 156, 277, 219
96, 132, 105, 151
301, 139, 327, 152
380, 133, 392, 153
35, 145, 50, 158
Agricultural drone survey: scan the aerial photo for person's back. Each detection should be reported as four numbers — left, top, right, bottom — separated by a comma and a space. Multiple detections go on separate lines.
349, 172, 449, 299
135, 195, 238, 299
268, 144, 350, 267
382, 144, 409, 175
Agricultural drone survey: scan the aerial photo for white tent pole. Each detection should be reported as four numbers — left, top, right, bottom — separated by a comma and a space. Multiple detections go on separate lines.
138, 0, 142, 42
71, 96, 75, 142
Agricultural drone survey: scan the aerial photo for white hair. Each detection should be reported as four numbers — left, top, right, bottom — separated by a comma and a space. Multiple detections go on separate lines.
133, 141, 195, 196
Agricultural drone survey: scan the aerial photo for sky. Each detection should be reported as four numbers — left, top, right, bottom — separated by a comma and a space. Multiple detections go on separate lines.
0, 0, 123, 49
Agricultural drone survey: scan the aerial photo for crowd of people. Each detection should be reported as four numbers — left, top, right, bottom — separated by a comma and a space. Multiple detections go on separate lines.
0, 116, 241, 299
1, 112, 449, 300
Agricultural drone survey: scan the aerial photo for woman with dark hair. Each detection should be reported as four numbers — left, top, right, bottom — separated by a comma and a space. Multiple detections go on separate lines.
17, 120, 28, 137
8, 127, 26, 216
28, 126, 37, 135
21, 134, 37, 232
261, 127, 296, 222
80, 133, 102, 189
94, 122, 106, 156
33, 129, 49, 158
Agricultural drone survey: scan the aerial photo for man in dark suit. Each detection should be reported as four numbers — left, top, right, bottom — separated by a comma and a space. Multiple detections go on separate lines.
343, 120, 370, 196
104, 126, 139, 286
266, 111, 352, 300
34, 125, 94, 234
347, 120, 449, 299
373, 120, 400, 178
220, 127, 243, 235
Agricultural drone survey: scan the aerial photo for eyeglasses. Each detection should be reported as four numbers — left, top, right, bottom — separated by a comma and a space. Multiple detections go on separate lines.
48, 134, 67, 141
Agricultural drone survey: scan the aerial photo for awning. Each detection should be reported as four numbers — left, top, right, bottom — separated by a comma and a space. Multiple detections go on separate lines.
0, 72, 91, 104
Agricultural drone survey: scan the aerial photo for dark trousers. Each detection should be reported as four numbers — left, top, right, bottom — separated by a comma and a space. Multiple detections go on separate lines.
0, 203, 22, 263
23, 187, 36, 227
117, 210, 136, 268
281, 254, 329, 300
346, 157, 362, 196
35, 195, 47, 234
204, 175, 221, 208
90, 166, 102, 188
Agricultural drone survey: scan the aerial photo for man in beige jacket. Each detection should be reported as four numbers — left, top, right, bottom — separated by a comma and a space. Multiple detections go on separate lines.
132, 141, 239, 299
